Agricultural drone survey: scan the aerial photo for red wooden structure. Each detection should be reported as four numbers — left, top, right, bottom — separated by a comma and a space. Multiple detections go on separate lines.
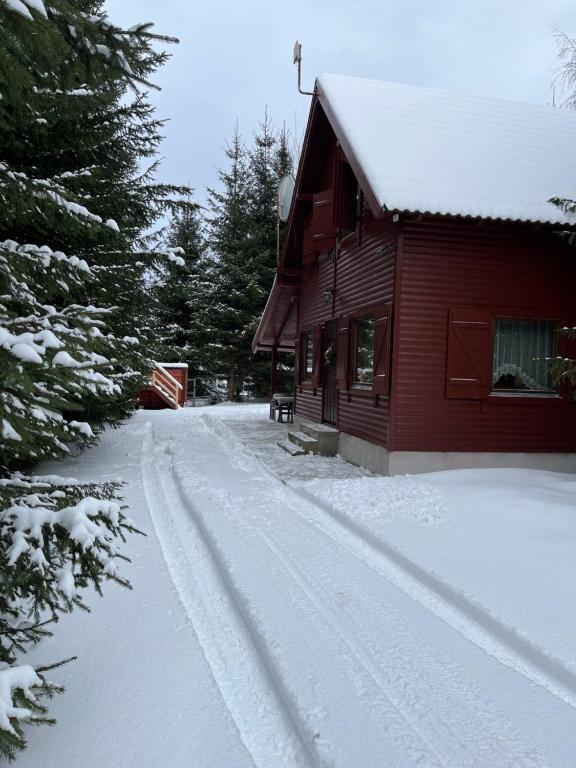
253, 75, 576, 473
138, 363, 188, 410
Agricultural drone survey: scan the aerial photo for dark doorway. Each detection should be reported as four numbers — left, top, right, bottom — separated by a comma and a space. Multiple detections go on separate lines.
322, 320, 338, 425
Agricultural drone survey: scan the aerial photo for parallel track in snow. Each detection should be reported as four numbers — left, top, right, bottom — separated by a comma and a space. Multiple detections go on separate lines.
141, 423, 321, 768
210, 414, 576, 712
141, 412, 559, 767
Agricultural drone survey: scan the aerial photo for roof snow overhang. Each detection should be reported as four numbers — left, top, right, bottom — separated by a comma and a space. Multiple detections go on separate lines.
314, 73, 576, 227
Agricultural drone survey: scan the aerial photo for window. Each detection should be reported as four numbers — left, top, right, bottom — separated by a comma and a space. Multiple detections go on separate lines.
492, 319, 555, 392
303, 333, 314, 379
354, 318, 375, 384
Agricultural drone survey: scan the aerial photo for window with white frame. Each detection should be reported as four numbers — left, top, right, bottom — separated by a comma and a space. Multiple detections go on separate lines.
492, 319, 555, 392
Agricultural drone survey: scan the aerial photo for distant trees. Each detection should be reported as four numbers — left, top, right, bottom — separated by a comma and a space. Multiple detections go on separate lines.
0, 0, 185, 756
158, 117, 295, 400
155, 203, 215, 385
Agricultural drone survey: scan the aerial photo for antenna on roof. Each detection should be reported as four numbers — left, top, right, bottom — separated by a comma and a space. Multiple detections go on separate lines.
293, 41, 314, 96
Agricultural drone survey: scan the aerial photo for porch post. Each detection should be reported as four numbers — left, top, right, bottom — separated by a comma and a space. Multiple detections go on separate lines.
271, 345, 278, 397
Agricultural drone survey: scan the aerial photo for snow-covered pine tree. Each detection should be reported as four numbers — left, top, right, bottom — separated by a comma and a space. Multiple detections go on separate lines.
0, 1, 183, 756
155, 203, 215, 384
248, 121, 295, 395
206, 127, 255, 399
206, 118, 295, 399
1, 0, 193, 428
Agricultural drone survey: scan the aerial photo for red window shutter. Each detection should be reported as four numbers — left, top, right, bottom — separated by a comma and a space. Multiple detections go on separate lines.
336, 317, 351, 391
311, 325, 323, 388
293, 337, 301, 386
373, 303, 393, 395
446, 309, 492, 399
311, 190, 335, 251
334, 161, 357, 233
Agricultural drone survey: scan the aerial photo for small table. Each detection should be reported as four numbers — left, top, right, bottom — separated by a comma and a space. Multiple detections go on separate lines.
270, 394, 294, 423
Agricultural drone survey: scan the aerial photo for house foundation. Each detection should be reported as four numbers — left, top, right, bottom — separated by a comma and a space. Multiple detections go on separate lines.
338, 432, 576, 476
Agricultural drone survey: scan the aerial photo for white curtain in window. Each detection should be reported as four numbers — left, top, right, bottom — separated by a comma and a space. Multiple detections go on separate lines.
492, 319, 553, 390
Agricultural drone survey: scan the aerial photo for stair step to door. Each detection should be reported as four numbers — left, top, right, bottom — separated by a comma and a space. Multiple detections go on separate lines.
300, 422, 339, 436
287, 431, 319, 453
277, 439, 306, 456
298, 422, 339, 456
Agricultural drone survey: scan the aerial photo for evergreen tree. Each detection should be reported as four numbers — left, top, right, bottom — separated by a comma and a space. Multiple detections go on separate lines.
206, 118, 294, 399
205, 127, 255, 399
1, 0, 192, 430
250, 121, 295, 395
0, 0, 182, 755
156, 203, 215, 387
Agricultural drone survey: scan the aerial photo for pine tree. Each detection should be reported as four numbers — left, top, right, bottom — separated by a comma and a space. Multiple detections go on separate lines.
205, 127, 255, 399
205, 118, 294, 399
249, 121, 295, 396
1, 0, 192, 430
155, 203, 215, 386
0, 0, 182, 755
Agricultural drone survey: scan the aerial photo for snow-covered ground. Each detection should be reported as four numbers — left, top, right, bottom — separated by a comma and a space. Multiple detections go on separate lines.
17, 404, 576, 767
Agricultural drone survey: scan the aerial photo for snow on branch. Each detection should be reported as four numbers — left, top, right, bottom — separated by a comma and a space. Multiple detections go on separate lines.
0, 473, 140, 757
0, 665, 42, 736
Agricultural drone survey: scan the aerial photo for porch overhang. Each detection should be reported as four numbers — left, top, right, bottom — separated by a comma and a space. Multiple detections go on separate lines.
252, 275, 299, 353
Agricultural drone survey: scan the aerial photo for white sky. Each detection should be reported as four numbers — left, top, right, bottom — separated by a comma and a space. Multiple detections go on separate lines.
106, 0, 576, 208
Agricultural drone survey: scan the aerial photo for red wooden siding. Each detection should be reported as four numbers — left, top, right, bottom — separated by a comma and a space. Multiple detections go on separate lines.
330, 212, 396, 446
294, 198, 397, 446
295, 387, 322, 423
390, 219, 576, 452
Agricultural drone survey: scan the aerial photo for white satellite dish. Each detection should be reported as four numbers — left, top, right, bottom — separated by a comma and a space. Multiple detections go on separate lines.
278, 175, 295, 221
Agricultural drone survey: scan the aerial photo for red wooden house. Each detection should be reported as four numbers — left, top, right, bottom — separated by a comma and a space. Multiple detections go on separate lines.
253, 74, 576, 474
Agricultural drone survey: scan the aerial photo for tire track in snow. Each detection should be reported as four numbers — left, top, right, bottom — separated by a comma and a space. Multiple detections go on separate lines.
166, 414, 548, 767
206, 413, 576, 711
259, 529, 547, 768
140, 422, 320, 768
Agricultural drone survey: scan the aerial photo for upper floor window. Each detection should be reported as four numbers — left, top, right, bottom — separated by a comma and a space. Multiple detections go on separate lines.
492, 319, 555, 392
354, 318, 375, 384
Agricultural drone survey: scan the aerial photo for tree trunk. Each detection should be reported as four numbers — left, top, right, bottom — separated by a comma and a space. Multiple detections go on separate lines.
228, 366, 236, 401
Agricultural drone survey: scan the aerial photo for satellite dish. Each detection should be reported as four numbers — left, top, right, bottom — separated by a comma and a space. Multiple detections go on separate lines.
278, 175, 295, 221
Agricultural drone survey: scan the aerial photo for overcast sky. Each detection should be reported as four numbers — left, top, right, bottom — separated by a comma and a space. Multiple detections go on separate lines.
107, 0, 576, 208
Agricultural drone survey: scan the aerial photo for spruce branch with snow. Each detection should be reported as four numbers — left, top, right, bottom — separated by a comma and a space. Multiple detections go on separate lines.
0, 473, 141, 759
0, 0, 185, 756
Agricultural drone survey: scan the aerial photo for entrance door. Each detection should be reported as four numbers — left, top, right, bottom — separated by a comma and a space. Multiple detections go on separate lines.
322, 320, 338, 426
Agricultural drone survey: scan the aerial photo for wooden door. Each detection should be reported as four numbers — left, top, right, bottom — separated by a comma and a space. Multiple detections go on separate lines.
322, 320, 338, 426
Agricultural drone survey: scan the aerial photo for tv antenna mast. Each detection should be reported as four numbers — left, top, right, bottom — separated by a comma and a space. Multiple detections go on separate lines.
293, 41, 314, 96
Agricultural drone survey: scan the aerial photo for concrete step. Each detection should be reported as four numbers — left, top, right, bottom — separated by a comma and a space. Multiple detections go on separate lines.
299, 422, 339, 456
277, 439, 306, 456
287, 430, 319, 454
300, 422, 339, 435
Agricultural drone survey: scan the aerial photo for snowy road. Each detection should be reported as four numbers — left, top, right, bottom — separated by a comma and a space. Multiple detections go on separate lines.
18, 405, 576, 767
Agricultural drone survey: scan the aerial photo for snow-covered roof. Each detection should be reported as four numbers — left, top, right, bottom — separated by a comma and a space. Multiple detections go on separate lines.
316, 74, 576, 225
